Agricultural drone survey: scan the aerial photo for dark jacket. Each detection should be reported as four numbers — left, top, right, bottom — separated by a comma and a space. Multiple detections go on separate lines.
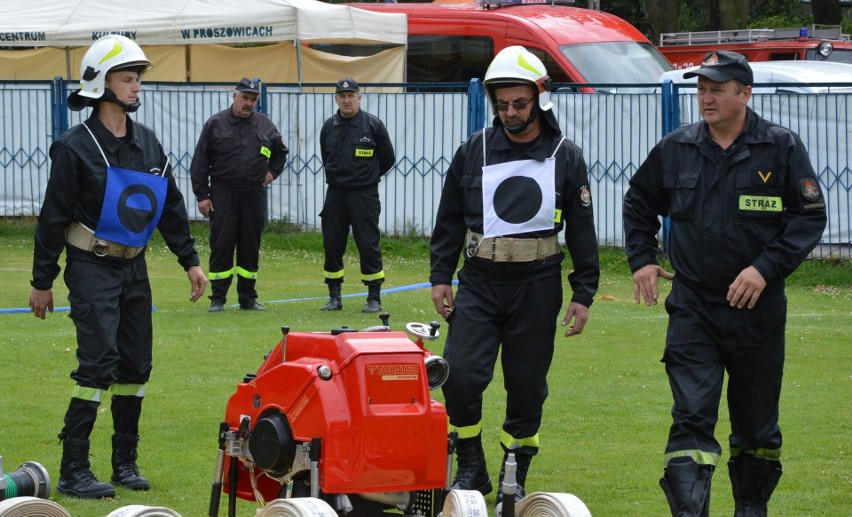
319, 109, 395, 189
623, 107, 827, 299
31, 112, 199, 290
190, 108, 288, 199
430, 119, 600, 308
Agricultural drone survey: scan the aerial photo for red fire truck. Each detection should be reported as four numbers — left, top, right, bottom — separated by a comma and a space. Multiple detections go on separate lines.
323, 0, 673, 87
658, 26, 852, 69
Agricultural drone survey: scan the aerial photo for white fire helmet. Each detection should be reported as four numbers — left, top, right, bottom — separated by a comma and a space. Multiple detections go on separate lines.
76, 35, 152, 100
483, 46, 552, 111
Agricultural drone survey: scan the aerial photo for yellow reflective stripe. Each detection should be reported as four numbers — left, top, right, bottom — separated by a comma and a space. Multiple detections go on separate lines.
110, 383, 145, 397
361, 270, 385, 282
451, 422, 482, 439
517, 52, 544, 77
236, 266, 257, 280
500, 430, 539, 450
209, 268, 234, 280
324, 269, 344, 280
738, 195, 782, 211
260, 146, 271, 159
664, 450, 720, 468
99, 41, 123, 65
71, 386, 107, 403
730, 447, 781, 461
554, 208, 562, 223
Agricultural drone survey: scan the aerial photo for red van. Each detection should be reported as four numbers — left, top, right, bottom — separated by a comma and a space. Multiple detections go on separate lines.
316, 0, 672, 87
658, 26, 852, 69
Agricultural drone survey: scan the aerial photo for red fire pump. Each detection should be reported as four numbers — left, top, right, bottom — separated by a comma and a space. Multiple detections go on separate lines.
208, 314, 458, 517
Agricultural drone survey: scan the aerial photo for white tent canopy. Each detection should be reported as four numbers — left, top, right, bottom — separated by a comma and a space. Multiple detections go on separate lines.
0, 0, 407, 84
0, 0, 407, 47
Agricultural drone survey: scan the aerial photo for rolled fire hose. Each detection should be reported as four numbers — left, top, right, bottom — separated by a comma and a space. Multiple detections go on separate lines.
105, 506, 182, 517
0, 496, 71, 517
256, 497, 337, 517
514, 492, 592, 517
441, 489, 488, 516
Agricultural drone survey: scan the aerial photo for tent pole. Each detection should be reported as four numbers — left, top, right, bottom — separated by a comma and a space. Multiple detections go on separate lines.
296, 40, 302, 88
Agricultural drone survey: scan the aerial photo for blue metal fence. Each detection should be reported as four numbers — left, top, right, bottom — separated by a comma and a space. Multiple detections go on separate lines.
1, 78, 849, 257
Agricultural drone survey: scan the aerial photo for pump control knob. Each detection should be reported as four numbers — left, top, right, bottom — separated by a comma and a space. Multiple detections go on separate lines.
406, 322, 440, 341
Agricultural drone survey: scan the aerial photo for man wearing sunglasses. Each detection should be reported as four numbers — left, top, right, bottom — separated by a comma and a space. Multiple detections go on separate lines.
430, 46, 599, 516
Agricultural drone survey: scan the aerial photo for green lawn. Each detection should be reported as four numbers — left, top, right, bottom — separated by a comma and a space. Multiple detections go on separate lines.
0, 219, 849, 516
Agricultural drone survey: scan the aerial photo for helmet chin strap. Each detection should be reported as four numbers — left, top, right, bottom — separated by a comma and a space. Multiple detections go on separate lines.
101, 89, 141, 113
504, 106, 539, 135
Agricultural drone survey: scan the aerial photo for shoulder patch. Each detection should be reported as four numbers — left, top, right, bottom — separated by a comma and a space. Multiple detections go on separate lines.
799, 178, 821, 202
578, 185, 591, 207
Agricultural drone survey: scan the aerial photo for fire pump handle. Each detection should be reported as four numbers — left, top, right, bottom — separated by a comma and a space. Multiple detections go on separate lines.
405, 321, 441, 341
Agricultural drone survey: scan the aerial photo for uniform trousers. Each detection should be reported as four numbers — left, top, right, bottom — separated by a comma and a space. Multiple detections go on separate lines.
663, 280, 786, 462
441, 267, 562, 439
320, 185, 383, 282
209, 186, 265, 304
64, 255, 153, 390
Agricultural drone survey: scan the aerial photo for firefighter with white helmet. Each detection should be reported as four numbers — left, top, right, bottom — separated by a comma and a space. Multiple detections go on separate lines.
29, 35, 207, 498
430, 45, 599, 515
483, 44, 554, 117
68, 34, 153, 112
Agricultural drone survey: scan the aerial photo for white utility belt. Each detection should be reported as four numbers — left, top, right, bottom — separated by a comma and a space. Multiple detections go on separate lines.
467, 231, 560, 263
65, 221, 144, 259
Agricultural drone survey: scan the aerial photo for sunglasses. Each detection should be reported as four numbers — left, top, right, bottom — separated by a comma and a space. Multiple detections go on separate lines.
494, 98, 534, 112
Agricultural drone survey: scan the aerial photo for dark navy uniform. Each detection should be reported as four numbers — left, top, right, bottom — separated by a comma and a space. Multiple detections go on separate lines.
430, 116, 599, 446
623, 107, 826, 503
319, 109, 395, 285
190, 108, 287, 307
33, 113, 200, 390
31, 111, 201, 476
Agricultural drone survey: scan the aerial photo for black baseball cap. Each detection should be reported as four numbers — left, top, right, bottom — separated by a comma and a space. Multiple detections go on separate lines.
683, 51, 753, 86
336, 77, 360, 93
235, 77, 261, 94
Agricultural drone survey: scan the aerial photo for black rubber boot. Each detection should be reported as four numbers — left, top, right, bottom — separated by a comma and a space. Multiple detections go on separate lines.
495, 446, 535, 517
57, 398, 115, 499
321, 282, 343, 311
57, 438, 116, 499
450, 434, 492, 495
659, 456, 714, 517
729, 455, 782, 517
361, 283, 382, 313
111, 433, 150, 490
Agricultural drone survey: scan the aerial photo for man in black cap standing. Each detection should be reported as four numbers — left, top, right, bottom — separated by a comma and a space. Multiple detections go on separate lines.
191, 77, 288, 312
623, 51, 826, 516
318, 77, 395, 312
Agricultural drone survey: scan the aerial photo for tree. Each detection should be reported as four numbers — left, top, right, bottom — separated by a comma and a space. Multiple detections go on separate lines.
810, 0, 844, 25
643, 0, 680, 39
717, 0, 750, 28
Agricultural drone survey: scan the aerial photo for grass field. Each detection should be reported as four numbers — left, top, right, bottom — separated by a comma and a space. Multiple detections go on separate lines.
0, 219, 849, 516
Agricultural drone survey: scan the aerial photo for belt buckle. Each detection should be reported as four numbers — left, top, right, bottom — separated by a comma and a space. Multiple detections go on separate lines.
465, 233, 481, 258
93, 239, 110, 257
